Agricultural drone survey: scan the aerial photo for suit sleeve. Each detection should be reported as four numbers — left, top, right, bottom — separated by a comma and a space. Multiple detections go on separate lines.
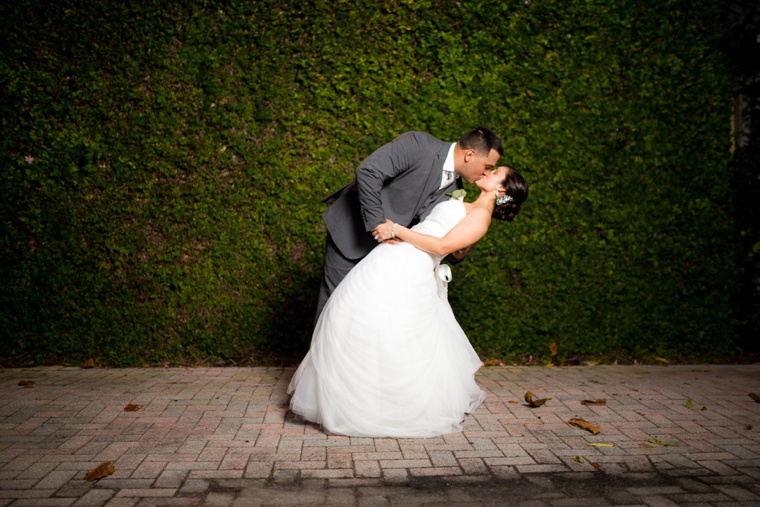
355, 132, 425, 232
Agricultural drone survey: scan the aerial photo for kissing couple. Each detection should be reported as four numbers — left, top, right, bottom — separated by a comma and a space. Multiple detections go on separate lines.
289, 127, 529, 438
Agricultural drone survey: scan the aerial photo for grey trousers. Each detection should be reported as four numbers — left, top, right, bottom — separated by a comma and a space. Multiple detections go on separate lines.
314, 233, 364, 326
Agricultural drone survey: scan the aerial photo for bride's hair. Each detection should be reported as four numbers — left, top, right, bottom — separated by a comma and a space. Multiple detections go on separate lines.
493, 167, 528, 221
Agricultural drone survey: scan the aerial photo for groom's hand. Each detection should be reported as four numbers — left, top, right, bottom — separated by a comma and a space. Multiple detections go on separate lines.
449, 244, 473, 261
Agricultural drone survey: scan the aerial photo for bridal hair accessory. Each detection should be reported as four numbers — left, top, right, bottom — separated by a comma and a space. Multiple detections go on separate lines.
496, 193, 514, 206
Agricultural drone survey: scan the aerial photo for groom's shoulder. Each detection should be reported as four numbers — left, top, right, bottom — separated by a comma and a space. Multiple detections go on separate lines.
392, 131, 445, 148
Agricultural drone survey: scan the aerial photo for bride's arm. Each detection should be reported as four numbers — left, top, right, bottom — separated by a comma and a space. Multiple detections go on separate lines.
375, 209, 491, 256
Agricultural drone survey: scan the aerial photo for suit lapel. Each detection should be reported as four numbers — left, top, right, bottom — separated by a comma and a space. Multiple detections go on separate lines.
414, 147, 450, 221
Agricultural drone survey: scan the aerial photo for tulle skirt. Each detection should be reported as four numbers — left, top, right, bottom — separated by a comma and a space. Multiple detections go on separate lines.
288, 241, 485, 438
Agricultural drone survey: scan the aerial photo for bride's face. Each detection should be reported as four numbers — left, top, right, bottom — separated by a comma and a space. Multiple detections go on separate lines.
476, 166, 509, 193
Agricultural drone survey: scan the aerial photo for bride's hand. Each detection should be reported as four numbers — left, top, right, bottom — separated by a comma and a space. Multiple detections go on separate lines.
373, 220, 401, 244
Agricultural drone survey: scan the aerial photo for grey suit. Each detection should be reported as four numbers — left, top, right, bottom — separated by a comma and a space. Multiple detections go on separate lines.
315, 131, 462, 320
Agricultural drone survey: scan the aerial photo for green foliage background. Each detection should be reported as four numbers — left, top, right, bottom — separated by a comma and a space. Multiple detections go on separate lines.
0, 0, 747, 366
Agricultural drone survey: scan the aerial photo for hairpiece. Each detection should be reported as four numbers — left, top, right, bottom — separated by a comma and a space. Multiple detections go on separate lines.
496, 194, 514, 206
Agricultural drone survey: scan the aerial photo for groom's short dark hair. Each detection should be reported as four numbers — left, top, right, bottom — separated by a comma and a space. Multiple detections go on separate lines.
458, 127, 504, 157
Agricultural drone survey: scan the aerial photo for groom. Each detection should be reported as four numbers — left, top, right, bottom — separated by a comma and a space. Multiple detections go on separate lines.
315, 126, 504, 321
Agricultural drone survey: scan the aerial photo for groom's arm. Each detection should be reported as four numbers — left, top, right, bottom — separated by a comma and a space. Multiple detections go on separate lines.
355, 132, 427, 232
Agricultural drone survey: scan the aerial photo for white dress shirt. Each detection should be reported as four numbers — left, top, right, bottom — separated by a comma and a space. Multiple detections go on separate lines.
439, 143, 457, 190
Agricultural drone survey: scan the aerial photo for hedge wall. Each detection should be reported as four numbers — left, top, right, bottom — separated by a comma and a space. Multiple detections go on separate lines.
0, 0, 745, 366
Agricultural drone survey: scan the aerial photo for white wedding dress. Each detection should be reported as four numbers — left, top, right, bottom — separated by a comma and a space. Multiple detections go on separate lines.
288, 199, 485, 438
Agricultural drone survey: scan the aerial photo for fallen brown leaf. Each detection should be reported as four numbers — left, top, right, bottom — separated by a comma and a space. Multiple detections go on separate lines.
581, 399, 606, 406
81, 358, 96, 369
85, 461, 115, 481
749, 393, 760, 403
18, 380, 35, 387
525, 391, 550, 408
590, 462, 601, 469
568, 418, 601, 435
483, 359, 502, 366
639, 443, 654, 448
508, 400, 518, 404
124, 404, 142, 412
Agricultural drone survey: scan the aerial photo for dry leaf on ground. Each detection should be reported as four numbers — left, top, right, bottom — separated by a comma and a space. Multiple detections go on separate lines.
124, 404, 142, 412
581, 399, 606, 406
749, 393, 760, 403
587, 443, 614, 447
525, 391, 550, 408
590, 462, 601, 469
572, 455, 584, 463
568, 418, 601, 435
80, 358, 96, 369
18, 380, 35, 387
85, 461, 115, 481
647, 438, 674, 446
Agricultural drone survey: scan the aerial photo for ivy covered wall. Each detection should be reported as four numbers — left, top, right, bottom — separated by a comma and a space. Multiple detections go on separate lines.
0, 0, 745, 366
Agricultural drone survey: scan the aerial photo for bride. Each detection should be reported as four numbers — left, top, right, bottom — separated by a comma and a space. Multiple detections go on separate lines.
288, 166, 528, 438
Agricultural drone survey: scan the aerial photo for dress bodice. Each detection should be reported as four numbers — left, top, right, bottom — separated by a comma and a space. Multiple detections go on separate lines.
411, 199, 466, 239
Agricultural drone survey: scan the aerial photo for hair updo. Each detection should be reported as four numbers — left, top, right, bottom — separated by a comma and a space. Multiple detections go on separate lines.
493, 167, 528, 221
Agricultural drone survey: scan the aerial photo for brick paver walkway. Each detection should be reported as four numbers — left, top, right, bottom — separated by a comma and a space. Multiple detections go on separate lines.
1, 364, 759, 506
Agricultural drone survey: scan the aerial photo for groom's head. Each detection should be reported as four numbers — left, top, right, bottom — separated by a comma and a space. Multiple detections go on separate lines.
454, 127, 504, 184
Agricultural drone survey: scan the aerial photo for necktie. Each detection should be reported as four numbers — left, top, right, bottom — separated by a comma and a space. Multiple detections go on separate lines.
441, 170, 454, 189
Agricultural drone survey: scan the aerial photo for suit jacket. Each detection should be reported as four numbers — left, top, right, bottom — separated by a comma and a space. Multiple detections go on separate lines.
322, 131, 463, 260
